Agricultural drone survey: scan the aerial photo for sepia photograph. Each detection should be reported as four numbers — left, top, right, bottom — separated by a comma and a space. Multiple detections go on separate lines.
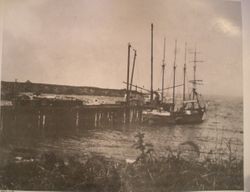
0, 0, 246, 191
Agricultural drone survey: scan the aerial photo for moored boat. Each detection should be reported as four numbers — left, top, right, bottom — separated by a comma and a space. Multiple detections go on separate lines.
141, 25, 206, 124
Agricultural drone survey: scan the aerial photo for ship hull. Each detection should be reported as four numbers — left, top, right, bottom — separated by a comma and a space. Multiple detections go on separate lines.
142, 109, 205, 125
142, 113, 175, 125
174, 111, 205, 124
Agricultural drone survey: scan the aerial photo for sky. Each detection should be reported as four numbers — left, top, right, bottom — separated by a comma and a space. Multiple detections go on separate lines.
0, 0, 242, 97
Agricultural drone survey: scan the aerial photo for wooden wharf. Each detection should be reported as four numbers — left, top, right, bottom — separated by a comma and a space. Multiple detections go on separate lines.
0, 103, 143, 138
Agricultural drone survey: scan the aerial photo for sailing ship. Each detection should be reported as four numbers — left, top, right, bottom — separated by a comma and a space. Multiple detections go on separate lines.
141, 24, 206, 124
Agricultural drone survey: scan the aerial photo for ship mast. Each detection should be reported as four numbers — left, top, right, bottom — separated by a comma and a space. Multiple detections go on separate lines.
150, 23, 154, 103
172, 40, 177, 111
190, 46, 203, 108
130, 49, 137, 92
161, 37, 166, 103
183, 42, 187, 102
193, 46, 197, 99
126, 43, 131, 123
191, 46, 203, 99
126, 43, 131, 105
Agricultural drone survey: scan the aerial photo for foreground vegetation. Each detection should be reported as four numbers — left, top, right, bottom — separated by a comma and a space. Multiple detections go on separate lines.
0, 132, 243, 191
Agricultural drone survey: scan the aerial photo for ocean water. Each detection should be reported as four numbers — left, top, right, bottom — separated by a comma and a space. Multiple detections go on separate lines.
0, 95, 243, 163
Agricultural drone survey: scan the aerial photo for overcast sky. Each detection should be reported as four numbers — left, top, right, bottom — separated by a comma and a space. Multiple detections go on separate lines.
1, 0, 242, 97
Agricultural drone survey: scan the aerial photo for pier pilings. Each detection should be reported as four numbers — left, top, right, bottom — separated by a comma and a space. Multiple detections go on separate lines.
0, 104, 142, 137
